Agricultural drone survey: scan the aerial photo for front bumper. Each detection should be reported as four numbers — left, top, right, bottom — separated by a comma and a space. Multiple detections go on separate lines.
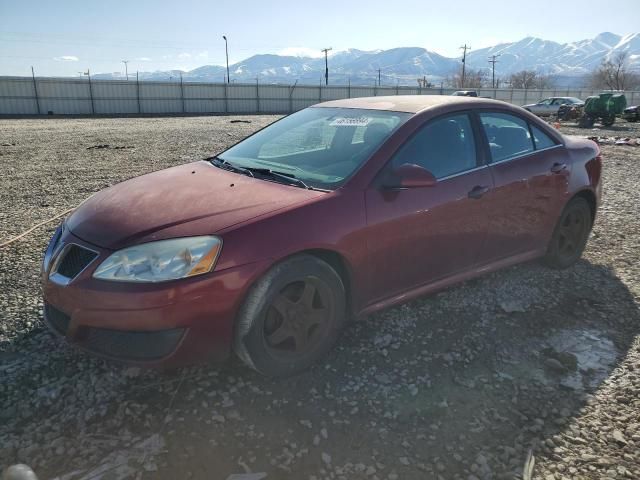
41, 227, 270, 367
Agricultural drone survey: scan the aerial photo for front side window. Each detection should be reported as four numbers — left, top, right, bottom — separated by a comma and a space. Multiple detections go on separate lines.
479, 112, 534, 162
391, 113, 477, 179
220, 107, 411, 189
538, 99, 552, 105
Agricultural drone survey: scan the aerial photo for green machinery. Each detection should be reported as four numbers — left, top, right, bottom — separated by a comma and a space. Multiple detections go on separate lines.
578, 92, 627, 128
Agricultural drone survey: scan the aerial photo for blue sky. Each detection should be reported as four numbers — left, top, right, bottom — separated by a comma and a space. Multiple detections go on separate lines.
1, 0, 639, 76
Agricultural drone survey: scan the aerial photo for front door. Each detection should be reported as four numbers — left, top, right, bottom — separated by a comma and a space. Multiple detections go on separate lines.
365, 112, 494, 303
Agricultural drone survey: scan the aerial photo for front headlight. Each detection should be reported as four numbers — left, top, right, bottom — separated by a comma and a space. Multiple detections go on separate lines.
93, 236, 222, 283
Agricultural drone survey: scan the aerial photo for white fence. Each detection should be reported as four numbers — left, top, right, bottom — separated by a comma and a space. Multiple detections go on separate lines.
1, 76, 638, 115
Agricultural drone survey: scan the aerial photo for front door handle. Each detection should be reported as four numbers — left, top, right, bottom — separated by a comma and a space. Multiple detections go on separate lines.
468, 185, 490, 199
550, 162, 567, 173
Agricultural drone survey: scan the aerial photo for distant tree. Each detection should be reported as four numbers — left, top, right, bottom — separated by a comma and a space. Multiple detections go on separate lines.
589, 51, 640, 91
417, 76, 433, 88
445, 68, 488, 89
508, 70, 554, 89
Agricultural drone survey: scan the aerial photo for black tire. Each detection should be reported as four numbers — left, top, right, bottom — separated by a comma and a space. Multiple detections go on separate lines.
602, 115, 615, 127
578, 115, 595, 128
544, 197, 592, 269
233, 254, 346, 377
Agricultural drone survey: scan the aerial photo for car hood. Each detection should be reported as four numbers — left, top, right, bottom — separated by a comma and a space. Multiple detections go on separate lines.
67, 161, 325, 250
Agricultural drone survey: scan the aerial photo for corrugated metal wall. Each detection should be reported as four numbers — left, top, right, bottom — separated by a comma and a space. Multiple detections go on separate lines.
1, 76, 638, 115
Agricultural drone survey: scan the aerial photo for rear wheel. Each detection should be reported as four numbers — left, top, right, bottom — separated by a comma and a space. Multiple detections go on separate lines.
578, 115, 595, 128
602, 115, 616, 127
544, 197, 592, 269
233, 254, 346, 377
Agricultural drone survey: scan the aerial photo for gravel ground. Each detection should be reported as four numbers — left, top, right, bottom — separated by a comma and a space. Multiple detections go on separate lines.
1, 115, 639, 480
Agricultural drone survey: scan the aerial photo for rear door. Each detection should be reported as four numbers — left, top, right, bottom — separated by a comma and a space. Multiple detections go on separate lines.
476, 111, 570, 263
364, 112, 494, 302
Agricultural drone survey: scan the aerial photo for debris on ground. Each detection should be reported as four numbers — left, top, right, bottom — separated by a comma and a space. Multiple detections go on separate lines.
86, 144, 134, 150
585, 136, 640, 146
2, 464, 38, 480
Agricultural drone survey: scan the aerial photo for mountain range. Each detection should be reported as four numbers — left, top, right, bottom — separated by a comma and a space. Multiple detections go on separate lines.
93, 32, 640, 86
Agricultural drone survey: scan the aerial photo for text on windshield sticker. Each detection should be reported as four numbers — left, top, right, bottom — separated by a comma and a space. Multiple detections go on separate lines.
330, 117, 371, 127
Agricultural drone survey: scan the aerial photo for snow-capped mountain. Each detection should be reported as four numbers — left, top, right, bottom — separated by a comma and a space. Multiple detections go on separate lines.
466, 32, 640, 76
92, 32, 640, 86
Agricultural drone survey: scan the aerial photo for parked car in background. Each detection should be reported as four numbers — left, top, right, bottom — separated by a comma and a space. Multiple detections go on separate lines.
523, 97, 584, 116
623, 105, 640, 122
451, 90, 478, 97
42, 96, 602, 377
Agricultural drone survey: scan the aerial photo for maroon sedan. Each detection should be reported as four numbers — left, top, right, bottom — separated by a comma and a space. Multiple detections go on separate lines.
42, 96, 602, 376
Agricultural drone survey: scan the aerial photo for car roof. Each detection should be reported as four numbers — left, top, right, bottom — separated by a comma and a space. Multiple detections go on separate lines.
314, 95, 509, 114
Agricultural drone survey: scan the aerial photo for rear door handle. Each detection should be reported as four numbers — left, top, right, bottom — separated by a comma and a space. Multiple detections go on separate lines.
468, 185, 490, 199
550, 162, 567, 173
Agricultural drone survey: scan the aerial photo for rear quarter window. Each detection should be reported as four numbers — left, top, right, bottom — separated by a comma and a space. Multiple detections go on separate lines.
530, 125, 557, 150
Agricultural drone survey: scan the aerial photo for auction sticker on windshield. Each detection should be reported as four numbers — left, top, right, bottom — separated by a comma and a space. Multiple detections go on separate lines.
330, 117, 371, 127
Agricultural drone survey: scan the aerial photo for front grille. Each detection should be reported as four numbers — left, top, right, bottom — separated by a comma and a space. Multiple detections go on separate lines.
45, 303, 71, 335
56, 245, 98, 279
81, 327, 185, 361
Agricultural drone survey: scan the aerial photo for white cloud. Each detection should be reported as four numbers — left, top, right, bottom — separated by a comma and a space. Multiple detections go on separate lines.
278, 47, 324, 58
53, 55, 79, 62
196, 50, 209, 58
178, 52, 192, 59
135, 57, 152, 62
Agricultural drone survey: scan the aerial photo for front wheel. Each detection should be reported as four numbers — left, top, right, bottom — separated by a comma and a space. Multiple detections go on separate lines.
233, 254, 346, 377
543, 197, 592, 269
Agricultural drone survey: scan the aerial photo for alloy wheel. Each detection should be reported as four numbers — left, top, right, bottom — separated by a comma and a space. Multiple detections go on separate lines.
263, 277, 333, 355
556, 208, 589, 261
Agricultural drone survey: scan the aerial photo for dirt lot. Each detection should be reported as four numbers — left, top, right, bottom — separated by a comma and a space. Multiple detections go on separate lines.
1, 115, 639, 480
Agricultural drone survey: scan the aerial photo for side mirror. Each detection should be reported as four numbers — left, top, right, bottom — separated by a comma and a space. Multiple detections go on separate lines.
383, 163, 437, 189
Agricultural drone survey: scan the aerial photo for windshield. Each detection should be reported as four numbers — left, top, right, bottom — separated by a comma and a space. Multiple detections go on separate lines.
219, 107, 411, 189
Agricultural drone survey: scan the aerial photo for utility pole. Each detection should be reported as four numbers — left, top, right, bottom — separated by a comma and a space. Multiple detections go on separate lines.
488, 54, 501, 88
460, 44, 470, 88
321, 47, 332, 85
31, 66, 41, 114
85, 69, 95, 115
122, 60, 129, 80
377, 68, 381, 86
223, 35, 230, 83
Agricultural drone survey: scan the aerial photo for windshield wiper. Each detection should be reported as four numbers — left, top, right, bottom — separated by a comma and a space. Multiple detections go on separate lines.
243, 167, 311, 190
209, 157, 320, 190
208, 156, 254, 177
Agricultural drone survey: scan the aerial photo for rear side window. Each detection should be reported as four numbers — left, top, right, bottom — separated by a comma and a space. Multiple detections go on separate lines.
391, 113, 477, 179
530, 125, 556, 150
479, 112, 534, 162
